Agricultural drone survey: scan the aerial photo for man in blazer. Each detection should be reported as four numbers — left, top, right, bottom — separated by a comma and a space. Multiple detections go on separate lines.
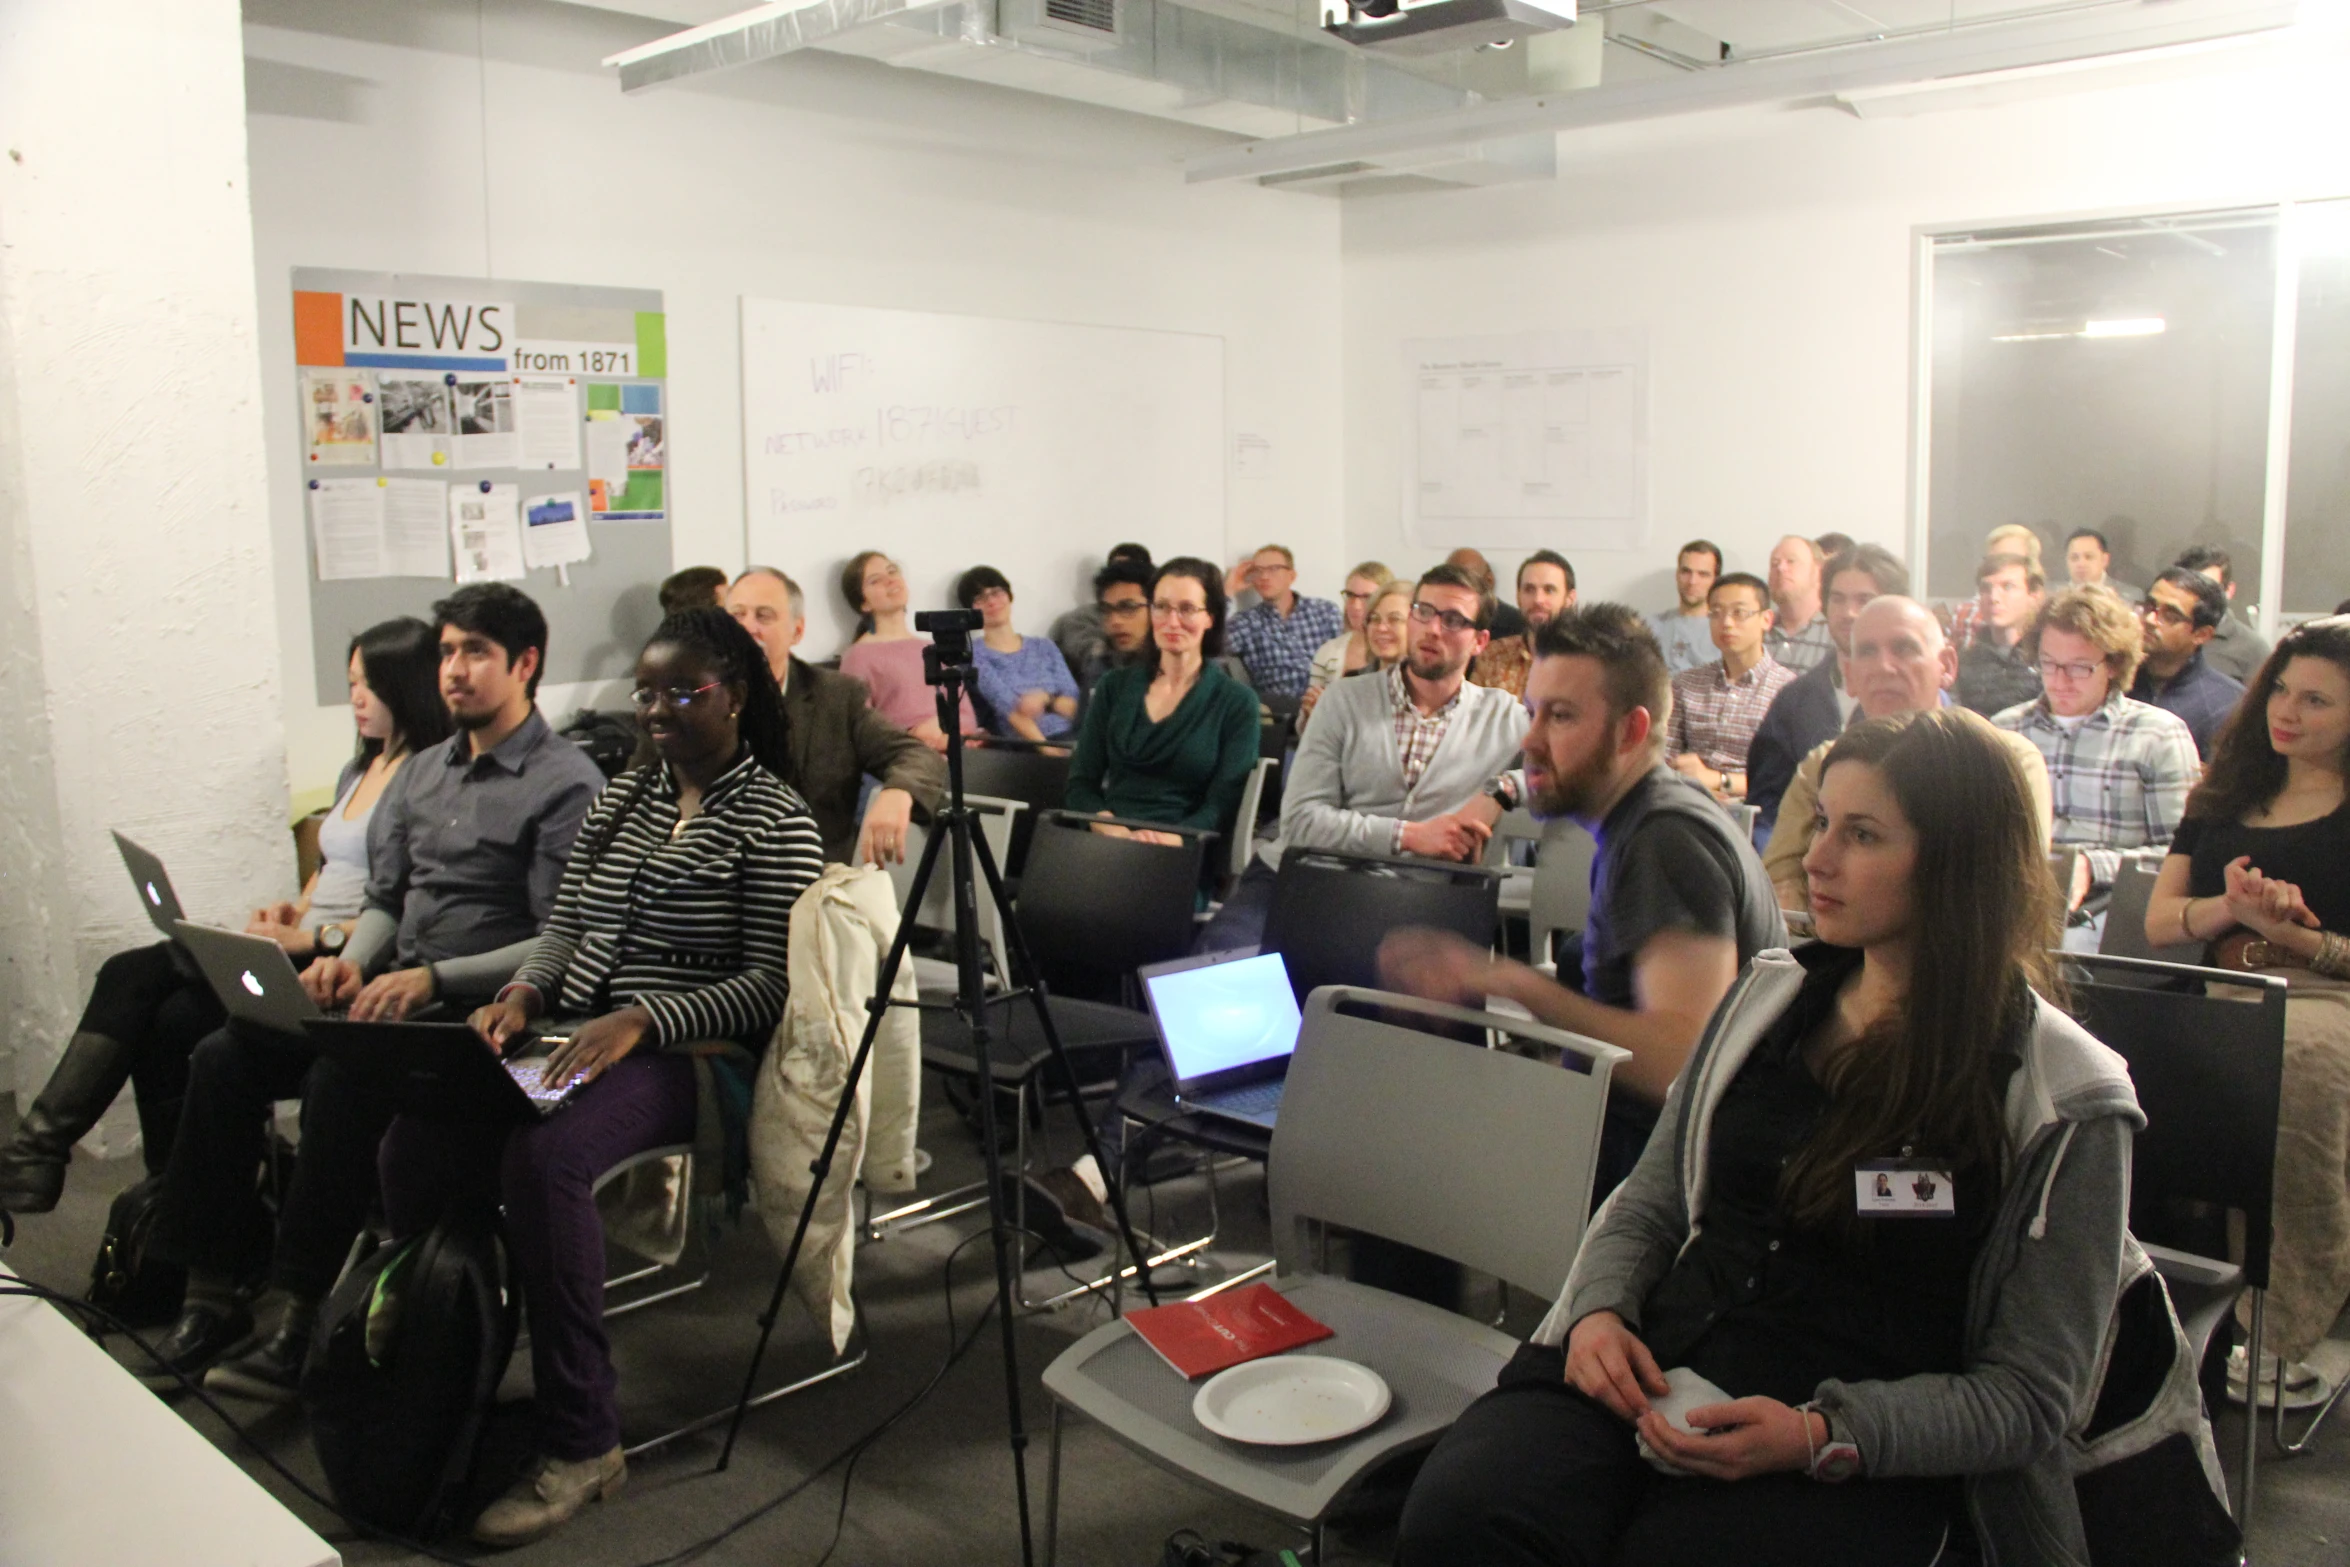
726, 567, 946, 865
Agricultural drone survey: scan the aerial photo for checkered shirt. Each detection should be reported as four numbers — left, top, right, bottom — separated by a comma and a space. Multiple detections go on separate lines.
1388, 663, 1464, 852
1992, 690, 2200, 891
1668, 655, 1799, 776
1227, 594, 1344, 701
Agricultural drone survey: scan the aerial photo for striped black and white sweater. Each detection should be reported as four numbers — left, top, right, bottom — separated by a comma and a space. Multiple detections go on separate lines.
505, 752, 823, 1046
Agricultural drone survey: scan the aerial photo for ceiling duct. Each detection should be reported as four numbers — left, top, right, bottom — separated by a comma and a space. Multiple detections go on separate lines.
1322, 0, 1574, 58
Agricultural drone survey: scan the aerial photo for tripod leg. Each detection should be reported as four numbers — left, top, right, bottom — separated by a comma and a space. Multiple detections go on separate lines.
968, 825, 1163, 1310
714, 824, 949, 1472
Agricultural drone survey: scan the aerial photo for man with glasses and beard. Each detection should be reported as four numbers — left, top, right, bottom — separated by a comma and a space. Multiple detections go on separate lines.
1384, 605, 1783, 1192
1196, 563, 1527, 952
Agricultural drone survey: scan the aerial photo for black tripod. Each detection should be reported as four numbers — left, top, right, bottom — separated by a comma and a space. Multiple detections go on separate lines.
715, 611, 1162, 1566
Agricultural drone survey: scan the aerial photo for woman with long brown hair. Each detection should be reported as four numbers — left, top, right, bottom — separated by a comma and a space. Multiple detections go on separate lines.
2147, 614, 2350, 1411
1399, 707, 2234, 1567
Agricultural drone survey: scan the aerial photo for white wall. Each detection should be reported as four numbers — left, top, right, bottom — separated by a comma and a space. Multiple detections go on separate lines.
1340, 38, 2350, 616
242, 0, 1345, 798
0, 0, 287, 1122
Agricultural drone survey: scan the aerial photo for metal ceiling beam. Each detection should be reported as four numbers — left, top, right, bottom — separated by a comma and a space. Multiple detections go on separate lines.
601, 0, 964, 91
1181, 0, 2297, 183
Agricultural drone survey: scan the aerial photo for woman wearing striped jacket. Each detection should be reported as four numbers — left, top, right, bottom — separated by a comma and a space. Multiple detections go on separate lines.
378, 607, 824, 1549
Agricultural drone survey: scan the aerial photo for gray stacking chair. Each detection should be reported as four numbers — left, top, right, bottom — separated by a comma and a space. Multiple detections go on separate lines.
1038, 987, 1628, 1563
2097, 853, 2201, 965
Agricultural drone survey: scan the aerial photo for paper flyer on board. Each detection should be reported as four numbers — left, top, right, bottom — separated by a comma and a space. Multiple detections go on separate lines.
310, 478, 386, 580
454, 376, 521, 469
378, 376, 456, 469
384, 478, 452, 578
521, 491, 592, 570
585, 382, 665, 520
302, 369, 377, 467
450, 483, 526, 583
514, 376, 582, 470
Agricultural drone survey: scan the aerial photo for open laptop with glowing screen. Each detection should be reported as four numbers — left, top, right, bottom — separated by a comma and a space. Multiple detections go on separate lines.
1138, 948, 1302, 1132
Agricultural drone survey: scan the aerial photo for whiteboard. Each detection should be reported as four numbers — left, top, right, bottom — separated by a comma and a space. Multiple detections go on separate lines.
741, 298, 1226, 654
1405, 329, 1648, 552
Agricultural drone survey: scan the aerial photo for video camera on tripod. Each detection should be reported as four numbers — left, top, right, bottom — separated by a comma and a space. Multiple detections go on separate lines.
916, 607, 982, 685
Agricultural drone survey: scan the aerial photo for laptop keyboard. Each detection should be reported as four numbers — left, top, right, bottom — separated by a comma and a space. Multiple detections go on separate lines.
1204, 1079, 1284, 1115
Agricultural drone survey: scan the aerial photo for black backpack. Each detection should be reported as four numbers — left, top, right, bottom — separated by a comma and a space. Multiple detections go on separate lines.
85, 1176, 185, 1330
303, 1214, 519, 1537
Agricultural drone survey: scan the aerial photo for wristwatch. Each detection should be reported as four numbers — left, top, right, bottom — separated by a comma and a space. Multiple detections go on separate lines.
316, 924, 348, 958
1801, 1404, 1863, 1483
1486, 773, 1522, 812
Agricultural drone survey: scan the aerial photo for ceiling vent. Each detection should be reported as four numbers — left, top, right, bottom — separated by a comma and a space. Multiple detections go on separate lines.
1324, 0, 1574, 57
1002, 0, 1125, 52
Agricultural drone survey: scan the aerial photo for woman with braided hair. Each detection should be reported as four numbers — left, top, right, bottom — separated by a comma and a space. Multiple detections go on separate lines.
377, 606, 825, 1547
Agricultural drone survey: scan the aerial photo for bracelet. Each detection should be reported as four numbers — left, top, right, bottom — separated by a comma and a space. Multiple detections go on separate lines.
2179, 896, 2206, 945
2316, 930, 2350, 980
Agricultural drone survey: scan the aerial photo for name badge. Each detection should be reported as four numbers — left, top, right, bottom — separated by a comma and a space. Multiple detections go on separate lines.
1855, 1160, 1955, 1217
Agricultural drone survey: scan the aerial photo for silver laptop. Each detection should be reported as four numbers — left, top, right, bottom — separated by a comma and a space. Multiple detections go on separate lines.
173, 922, 331, 1034
1139, 948, 1303, 1132
113, 831, 186, 939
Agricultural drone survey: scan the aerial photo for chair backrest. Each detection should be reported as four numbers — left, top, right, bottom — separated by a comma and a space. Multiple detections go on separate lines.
1228, 757, 1278, 883
1481, 807, 1544, 870
2060, 951, 2286, 1287
887, 797, 1023, 987
1528, 821, 1597, 965
1733, 801, 1761, 847
2098, 856, 2200, 964
958, 743, 1071, 878
1263, 849, 1503, 1005
1015, 812, 1209, 982
1268, 987, 1629, 1301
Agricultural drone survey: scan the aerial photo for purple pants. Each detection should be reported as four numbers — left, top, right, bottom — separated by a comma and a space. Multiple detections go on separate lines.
378, 1052, 697, 1460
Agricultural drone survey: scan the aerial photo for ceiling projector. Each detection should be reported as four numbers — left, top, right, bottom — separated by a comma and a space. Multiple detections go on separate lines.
1323, 0, 1575, 56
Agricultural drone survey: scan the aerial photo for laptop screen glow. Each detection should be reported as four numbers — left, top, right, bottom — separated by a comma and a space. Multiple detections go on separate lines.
1145, 953, 1303, 1083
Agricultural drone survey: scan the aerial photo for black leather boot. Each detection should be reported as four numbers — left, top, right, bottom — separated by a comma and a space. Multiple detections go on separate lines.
0, 1032, 132, 1213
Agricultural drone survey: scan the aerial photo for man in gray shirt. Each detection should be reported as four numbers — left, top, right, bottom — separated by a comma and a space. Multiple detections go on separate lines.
143, 584, 606, 1397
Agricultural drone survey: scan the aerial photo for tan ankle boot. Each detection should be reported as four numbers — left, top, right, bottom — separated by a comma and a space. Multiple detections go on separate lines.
470, 1446, 625, 1547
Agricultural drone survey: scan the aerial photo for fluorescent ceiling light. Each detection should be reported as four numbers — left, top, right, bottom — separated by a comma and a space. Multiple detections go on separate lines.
2081, 317, 2167, 337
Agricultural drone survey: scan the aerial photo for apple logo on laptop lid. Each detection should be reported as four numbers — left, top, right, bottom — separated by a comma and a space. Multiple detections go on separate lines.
147, 883, 162, 906
241, 971, 265, 997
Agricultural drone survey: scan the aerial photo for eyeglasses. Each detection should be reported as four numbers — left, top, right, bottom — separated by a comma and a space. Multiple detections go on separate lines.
1249, 560, 1293, 576
2036, 658, 2104, 683
1340, 588, 1377, 605
1409, 601, 1482, 635
1366, 611, 1411, 630
1101, 598, 1149, 617
630, 681, 723, 711
1152, 601, 1212, 622
2136, 601, 2193, 628
1706, 605, 1761, 623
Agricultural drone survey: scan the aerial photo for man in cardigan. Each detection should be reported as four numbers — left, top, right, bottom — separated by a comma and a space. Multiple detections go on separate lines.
725, 567, 945, 866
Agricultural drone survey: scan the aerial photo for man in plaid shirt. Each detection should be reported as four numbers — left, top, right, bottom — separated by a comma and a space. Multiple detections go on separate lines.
1225, 543, 1342, 711
1993, 587, 2200, 931
1667, 572, 1797, 802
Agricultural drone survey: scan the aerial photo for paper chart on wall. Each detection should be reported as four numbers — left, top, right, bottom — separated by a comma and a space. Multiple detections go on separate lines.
522, 491, 592, 570
378, 376, 456, 469
383, 478, 452, 577
450, 483, 527, 583
310, 478, 386, 580
585, 382, 665, 520
1404, 329, 1648, 551
454, 377, 521, 469
302, 369, 378, 467
514, 376, 582, 471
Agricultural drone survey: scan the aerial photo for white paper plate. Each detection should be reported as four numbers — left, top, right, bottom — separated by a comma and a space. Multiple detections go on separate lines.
1192, 1356, 1392, 1446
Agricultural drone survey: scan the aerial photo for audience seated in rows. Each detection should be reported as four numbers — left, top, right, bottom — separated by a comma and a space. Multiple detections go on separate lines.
1954, 551, 2046, 715
1071, 553, 1158, 705
1299, 578, 1411, 729
1048, 540, 1152, 680
1762, 536, 1834, 673
1064, 557, 1260, 848
2130, 567, 2245, 759
1394, 606, 1785, 1188
1467, 549, 1578, 699
1444, 548, 1528, 641
1764, 597, 2051, 910
0, 619, 450, 1215
407, 607, 824, 1548
1665, 572, 1796, 804
956, 565, 1081, 743
142, 585, 610, 1401
2064, 525, 2139, 601
2149, 614, 2350, 1411
1200, 564, 1526, 950
836, 550, 978, 750
1648, 538, 1723, 676
723, 566, 943, 867
1991, 586, 2198, 934
656, 565, 728, 615
1302, 559, 1394, 708
1744, 544, 1908, 838
2176, 543, 2274, 683
1398, 708, 2230, 1567
1223, 543, 1342, 714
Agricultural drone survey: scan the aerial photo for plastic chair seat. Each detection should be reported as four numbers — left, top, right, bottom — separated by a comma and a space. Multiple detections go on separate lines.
1042, 1272, 1515, 1528
920, 995, 1157, 1087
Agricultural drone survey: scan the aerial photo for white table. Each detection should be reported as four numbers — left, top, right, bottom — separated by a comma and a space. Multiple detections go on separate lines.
0, 1263, 340, 1567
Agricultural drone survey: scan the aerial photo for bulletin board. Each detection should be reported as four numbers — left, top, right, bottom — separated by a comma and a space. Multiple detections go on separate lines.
289, 268, 673, 705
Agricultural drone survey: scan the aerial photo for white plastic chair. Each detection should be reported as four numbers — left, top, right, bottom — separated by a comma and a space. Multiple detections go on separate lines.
1228, 756, 1278, 884
1038, 986, 1628, 1563
885, 794, 1023, 994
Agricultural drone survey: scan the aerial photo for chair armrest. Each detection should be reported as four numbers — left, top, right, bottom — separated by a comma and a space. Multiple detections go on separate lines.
1043, 810, 1218, 844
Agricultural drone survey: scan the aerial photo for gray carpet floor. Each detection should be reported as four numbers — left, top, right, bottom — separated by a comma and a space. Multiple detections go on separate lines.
5, 1091, 2348, 1566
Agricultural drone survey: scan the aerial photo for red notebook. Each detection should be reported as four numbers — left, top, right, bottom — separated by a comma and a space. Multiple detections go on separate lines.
1124, 1284, 1335, 1380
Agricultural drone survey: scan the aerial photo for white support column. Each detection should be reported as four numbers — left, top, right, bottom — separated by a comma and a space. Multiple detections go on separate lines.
0, 0, 288, 1148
